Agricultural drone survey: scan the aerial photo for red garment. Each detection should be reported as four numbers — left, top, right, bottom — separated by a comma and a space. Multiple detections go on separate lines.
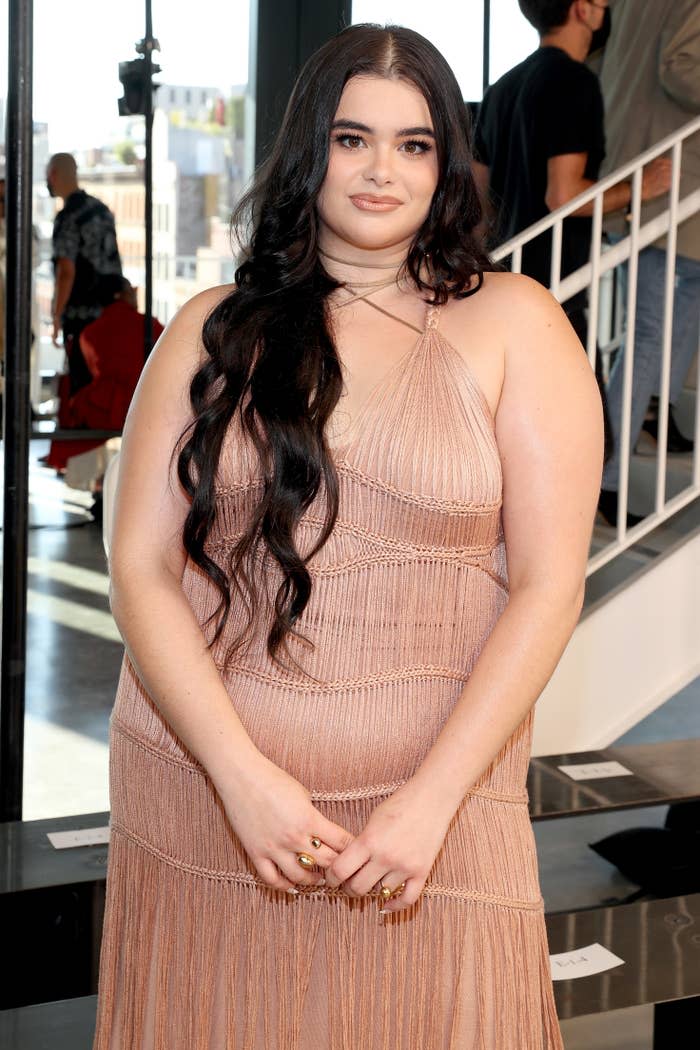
44, 372, 105, 471
44, 302, 163, 471
69, 301, 164, 430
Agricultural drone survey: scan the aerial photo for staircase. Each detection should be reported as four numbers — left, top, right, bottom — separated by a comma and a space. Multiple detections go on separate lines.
489, 115, 700, 756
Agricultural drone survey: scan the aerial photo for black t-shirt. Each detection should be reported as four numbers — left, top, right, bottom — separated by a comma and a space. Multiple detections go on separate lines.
473, 46, 605, 302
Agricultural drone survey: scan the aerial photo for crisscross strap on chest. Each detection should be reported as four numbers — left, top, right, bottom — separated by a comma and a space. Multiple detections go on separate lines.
337, 283, 441, 336
358, 296, 424, 334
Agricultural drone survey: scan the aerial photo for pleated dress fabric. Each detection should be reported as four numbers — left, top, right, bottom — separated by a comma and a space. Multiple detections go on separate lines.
93, 301, 564, 1049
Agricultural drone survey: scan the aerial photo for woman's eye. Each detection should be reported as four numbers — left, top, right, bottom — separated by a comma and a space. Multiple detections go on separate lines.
401, 139, 432, 155
335, 134, 364, 149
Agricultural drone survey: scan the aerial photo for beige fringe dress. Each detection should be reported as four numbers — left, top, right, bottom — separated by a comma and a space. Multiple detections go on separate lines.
93, 301, 564, 1049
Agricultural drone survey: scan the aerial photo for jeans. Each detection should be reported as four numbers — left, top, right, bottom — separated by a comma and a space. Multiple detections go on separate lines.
566, 305, 614, 465
603, 238, 700, 491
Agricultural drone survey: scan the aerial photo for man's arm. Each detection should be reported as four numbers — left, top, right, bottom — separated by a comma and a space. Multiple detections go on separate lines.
546, 153, 630, 216
546, 153, 672, 218
52, 257, 75, 342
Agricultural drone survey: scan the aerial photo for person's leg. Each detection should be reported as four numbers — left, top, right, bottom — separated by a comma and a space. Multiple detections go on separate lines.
668, 252, 700, 410
64, 322, 92, 395
635, 251, 698, 452
602, 245, 668, 492
600, 236, 626, 491
565, 303, 613, 465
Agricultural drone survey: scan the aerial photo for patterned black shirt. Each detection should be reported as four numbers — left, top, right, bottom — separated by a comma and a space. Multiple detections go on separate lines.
52, 189, 123, 326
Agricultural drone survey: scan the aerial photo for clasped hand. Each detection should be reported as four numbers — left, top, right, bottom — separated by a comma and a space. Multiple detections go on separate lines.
324, 779, 454, 914
219, 755, 454, 914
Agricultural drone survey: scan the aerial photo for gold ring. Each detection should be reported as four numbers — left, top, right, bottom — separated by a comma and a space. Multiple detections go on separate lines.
379, 880, 406, 901
296, 852, 316, 869
310, 836, 322, 850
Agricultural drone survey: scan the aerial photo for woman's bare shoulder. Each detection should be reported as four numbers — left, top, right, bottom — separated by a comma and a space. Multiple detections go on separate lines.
183, 282, 237, 315
163, 283, 236, 349
437, 272, 538, 418
442, 270, 557, 326
440, 269, 587, 419
454, 270, 575, 352
475, 269, 560, 314
142, 283, 237, 385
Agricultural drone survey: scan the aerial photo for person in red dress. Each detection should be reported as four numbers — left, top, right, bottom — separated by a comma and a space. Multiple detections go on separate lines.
69, 278, 164, 431
44, 278, 164, 471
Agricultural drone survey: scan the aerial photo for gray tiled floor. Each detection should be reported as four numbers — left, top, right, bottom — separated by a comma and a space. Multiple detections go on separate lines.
8, 442, 699, 1050
560, 1005, 654, 1050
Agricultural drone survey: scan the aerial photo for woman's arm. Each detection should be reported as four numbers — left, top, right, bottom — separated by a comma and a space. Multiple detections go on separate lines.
326, 274, 604, 910
109, 285, 260, 788
110, 286, 352, 890
412, 274, 603, 810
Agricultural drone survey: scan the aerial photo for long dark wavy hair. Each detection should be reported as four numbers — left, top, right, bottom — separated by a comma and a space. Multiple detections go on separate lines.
176, 23, 493, 668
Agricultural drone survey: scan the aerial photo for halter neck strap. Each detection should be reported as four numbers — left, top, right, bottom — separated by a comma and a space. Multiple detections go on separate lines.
319, 247, 405, 271
335, 275, 399, 307
321, 247, 439, 335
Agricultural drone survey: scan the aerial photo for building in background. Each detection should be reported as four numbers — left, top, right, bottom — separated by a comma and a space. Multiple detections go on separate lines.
31, 82, 248, 338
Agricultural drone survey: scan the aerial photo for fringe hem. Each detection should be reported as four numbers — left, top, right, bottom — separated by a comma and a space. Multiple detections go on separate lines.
93, 828, 564, 1050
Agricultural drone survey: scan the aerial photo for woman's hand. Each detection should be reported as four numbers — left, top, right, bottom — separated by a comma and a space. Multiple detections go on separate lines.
324, 777, 457, 913
215, 753, 355, 894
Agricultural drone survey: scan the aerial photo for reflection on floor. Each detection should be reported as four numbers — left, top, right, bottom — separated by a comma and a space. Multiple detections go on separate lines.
17, 449, 117, 819
7, 442, 700, 1050
560, 1004, 654, 1050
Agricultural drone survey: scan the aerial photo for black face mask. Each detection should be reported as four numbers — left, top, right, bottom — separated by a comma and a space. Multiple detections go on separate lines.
588, 6, 611, 59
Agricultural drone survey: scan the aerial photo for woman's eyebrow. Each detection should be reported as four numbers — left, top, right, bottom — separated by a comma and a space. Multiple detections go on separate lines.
396, 126, 436, 138
331, 119, 435, 138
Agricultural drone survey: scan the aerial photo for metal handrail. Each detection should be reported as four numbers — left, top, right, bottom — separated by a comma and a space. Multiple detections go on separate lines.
493, 113, 700, 262
490, 113, 700, 574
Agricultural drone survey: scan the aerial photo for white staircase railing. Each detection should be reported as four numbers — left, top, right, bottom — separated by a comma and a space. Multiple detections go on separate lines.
492, 113, 700, 575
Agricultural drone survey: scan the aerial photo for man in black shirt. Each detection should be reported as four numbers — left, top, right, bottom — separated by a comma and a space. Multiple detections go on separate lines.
48, 153, 123, 393
473, 0, 669, 324
473, 0, 671, 525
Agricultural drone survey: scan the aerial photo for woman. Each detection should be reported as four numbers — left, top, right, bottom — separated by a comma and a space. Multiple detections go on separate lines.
94, 23, 602, 1050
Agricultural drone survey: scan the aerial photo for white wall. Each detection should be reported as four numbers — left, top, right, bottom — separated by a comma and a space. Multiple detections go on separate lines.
532, 529, 700, 755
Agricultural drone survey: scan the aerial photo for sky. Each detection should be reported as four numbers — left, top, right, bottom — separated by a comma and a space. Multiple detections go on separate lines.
1, 0, 252, 150
0, 0, 536, 153
353, 0, 537, 96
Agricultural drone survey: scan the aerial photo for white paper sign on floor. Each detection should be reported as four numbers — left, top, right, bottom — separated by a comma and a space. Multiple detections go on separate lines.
557, 760, 633, 781
47, 826, 111, 849
550, 942, 625, 981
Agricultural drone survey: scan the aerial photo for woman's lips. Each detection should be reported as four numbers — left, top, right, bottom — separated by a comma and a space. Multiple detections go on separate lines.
350, 195, 402, 211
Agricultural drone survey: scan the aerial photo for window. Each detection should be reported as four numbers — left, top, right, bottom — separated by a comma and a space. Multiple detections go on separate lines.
352, 0, 538, 99
26, 0, 257, 821
352, 0, 484, 100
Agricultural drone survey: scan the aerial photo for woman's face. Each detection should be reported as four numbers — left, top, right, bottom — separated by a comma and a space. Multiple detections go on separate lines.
316, 75, 439, 254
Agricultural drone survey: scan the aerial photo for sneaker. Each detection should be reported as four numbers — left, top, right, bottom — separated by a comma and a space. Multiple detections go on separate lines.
641, 408, 694, 454
597, 489, 643, 529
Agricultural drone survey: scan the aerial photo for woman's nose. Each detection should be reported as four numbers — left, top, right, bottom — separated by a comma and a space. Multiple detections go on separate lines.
362, 146, 395, 185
